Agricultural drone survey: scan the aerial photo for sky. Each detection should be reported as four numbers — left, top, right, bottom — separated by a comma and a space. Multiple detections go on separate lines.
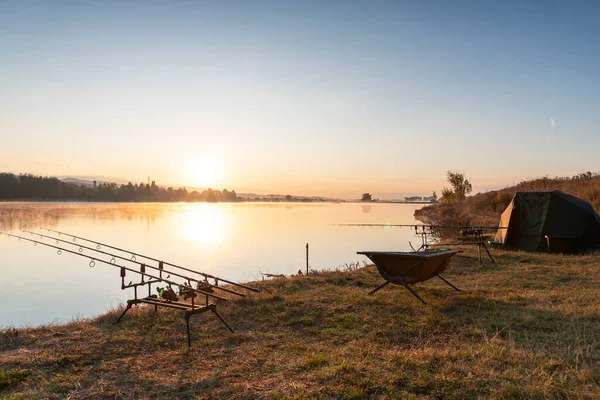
1, 1, 599, 199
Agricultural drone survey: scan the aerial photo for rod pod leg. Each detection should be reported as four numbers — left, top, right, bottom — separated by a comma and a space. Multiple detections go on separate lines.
116, 301, 133, 324
212, 309, 235, 333
185, 314, 192, 349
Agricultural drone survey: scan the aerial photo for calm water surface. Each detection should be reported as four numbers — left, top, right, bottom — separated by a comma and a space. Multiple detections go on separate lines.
1, 202, 423, 327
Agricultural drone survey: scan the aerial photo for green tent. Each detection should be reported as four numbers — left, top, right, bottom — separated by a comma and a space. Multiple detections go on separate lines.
495, 190, 600, 252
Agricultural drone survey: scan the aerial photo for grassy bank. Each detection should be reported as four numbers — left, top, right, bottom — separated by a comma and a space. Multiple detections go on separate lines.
415, 174, 600, 227
2, 246, 600, 399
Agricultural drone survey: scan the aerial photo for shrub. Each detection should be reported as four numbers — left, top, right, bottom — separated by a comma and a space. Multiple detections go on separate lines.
0, 369, 30, 389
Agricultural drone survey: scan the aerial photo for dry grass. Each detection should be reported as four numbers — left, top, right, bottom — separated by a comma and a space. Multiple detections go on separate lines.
2, 247, 600, 399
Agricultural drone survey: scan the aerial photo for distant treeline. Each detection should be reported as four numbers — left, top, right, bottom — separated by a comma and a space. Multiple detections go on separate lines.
0, 173, 238, 202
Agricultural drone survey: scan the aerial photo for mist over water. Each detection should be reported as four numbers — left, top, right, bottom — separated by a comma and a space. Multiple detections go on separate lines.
1, 202, 423, 327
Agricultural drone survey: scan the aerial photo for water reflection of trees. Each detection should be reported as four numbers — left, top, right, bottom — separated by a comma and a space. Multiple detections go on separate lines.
0, 204, 174, 231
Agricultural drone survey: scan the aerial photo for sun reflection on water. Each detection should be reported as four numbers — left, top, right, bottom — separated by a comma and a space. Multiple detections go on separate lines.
177, 204, 225, 246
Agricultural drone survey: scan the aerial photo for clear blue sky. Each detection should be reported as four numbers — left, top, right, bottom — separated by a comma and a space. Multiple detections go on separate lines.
1, 1, 599, 198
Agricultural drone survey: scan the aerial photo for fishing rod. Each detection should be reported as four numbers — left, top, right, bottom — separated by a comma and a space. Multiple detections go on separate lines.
0, 232, 228, 301
336, 223, 505, 262
23, 230, 247, 298
42, 228, 260, 293
335, 224, 508, 229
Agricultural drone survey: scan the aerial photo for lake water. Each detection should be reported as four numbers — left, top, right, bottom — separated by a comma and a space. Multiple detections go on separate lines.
0, 202, 423, 327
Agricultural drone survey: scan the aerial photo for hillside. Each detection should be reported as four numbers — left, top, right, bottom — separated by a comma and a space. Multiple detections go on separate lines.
415, 174, 600, 227
1, 246, 599, 398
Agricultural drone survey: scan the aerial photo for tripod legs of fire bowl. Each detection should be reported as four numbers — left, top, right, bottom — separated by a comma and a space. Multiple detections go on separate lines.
368, 281, 390, 295
401, 283, 428, 304
368, 276, 462, 304
368, 280, 428, 304
437, 274, 461, 291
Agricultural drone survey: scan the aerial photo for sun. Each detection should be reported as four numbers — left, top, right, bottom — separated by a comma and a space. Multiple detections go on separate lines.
184, 159, 224, 188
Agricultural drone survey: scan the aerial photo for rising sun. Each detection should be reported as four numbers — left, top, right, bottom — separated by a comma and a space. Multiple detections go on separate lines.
184, 159, 224, 188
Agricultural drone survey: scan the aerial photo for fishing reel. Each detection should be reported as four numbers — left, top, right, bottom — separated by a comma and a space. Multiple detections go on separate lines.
156, 285, 179, 302
196, 280, 214, 294
178, 282, 197, 300
460, 228, 485, 237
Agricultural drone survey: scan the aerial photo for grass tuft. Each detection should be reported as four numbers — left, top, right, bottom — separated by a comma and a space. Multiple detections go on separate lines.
302, 353, 328, 370
0, 369, 30, 389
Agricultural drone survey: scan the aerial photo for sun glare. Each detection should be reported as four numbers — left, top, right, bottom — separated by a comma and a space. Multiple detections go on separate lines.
184, 159, 224, 188
178, 205, 225, 246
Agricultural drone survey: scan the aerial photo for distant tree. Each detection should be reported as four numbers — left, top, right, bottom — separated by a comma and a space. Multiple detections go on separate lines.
221, 189, 238, 202
204, 188, 217, 202
285, 195, 293, 201
432, 191, 437, 201
440, 188, 454, 202
440, 171, 472, 202
188, 190, 201, 201
361, 193, 372, 202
